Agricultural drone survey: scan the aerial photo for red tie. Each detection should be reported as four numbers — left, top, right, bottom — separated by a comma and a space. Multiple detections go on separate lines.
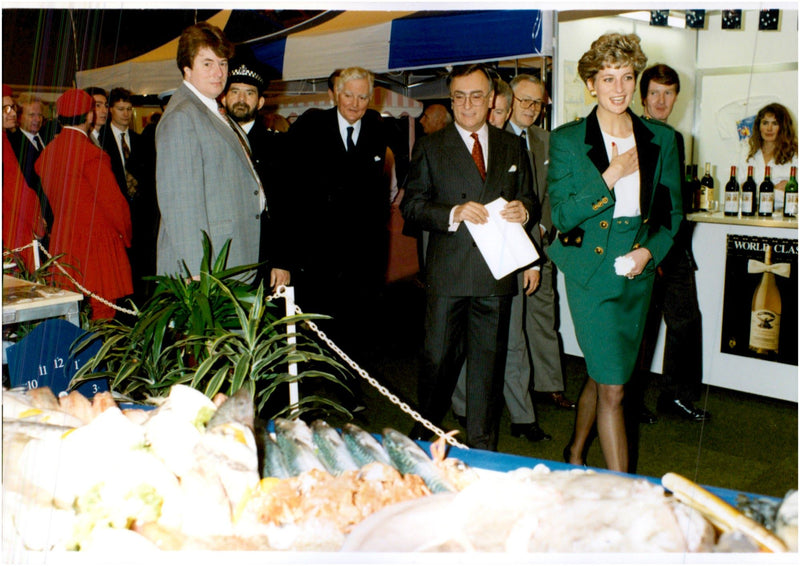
471, 132, 486, 181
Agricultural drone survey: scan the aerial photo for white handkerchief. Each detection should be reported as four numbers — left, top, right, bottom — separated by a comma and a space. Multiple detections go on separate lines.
508, 165, 517, 172
614, 255, 635, 276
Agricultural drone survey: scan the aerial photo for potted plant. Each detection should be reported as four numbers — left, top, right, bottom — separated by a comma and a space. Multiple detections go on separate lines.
71, 232, 350, 418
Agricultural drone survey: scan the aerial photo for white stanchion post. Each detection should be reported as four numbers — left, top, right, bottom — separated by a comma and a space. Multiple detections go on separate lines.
33, 240, 40, 270
284, 285, 299, 407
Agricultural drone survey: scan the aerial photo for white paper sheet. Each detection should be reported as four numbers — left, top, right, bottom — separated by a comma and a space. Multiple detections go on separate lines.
464, 197, 539, 280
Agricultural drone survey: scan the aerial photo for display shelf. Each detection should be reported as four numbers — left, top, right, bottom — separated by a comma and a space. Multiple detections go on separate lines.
687, 211, 798, 229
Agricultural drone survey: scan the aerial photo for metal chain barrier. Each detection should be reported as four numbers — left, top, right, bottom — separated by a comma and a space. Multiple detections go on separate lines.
269, 286, 468, 450
3, 248, 464, 449
3, 241, 139, 317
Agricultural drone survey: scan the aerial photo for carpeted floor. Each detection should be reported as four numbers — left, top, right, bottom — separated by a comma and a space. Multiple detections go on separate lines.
319, 278, 798, 499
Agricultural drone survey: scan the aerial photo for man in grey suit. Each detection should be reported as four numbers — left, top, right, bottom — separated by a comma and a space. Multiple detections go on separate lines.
505, 74, 576, 416
156, 22, 264, 278
401, 64, 537, 451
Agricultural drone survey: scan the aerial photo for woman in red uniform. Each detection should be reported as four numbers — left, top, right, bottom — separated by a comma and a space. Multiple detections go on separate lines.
35, 89, 132, 320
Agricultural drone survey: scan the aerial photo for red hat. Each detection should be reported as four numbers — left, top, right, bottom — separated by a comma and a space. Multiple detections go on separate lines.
56, 88, 94, 118
2, 85, 12, 98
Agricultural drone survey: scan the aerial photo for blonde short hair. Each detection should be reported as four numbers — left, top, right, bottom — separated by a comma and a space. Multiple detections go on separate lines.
577, 33, 648, 84
334, 67, 375, 95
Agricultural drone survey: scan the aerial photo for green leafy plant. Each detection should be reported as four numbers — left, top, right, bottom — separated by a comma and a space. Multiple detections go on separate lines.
70, 232, 351, 418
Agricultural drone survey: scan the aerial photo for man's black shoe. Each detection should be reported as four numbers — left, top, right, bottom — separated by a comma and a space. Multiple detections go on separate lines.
658, 398, 711, 422
510, 422, 552, 443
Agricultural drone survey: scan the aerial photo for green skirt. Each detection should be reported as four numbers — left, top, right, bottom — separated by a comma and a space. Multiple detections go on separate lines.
564, 216, 655, 385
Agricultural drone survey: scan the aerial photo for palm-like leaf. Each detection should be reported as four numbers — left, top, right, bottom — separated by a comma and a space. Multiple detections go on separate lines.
69, 232, 349, 417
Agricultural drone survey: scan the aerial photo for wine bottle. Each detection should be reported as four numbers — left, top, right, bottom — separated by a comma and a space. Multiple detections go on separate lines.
723, 165, 740, 216
691, 164, 701, 211
783, 166, 798, 218
749, 246, 781, 355
699, 162, 714, 211
758, 166, 774, 217
741, 166, 756, 216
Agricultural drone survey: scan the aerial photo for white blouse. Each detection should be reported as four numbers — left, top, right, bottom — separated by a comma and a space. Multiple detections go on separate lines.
602, 131, 640, 218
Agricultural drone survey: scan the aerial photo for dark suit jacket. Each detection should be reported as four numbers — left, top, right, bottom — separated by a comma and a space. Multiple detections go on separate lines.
401, 123, 537, 297
286, 107, 390, 284
246, 120, 291, 273
7, 128, 53, 231
547, 107, 683, 288
97, 125, 154, 201
98, 124, 159, 270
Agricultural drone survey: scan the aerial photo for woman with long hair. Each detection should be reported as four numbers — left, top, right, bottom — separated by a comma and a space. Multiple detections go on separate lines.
741, 102, 798, 212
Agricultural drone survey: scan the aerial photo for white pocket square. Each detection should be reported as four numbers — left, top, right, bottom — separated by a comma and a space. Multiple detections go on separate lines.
374, 155, 381, 162
508, 165, 518, 172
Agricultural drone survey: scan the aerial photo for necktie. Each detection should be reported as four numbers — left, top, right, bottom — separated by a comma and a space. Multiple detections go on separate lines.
119, 132, 138, 198
120, 132, 130, 162
33, 134, 43, 151
520, 129, 528, 149
471, 132, 486, 181
346, 126, 355, 153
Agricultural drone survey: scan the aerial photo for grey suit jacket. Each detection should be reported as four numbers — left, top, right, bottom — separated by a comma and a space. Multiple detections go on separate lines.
155, 82, 263, 277
508, 123, 553, 250
401, 123, 536, 297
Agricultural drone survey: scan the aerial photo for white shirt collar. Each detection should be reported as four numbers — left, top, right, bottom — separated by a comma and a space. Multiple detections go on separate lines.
110, 122, 128, 138
20, 128, 39, 145
454, 122, 489, 159
183, 80, 226, 122
239, 120, 255, 134
337, 110, 361, 149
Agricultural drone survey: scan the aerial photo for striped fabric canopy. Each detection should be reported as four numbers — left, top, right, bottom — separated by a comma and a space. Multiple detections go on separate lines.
249, 10, 552, 82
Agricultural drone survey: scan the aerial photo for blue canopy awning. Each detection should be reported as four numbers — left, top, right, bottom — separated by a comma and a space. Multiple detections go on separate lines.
248, 10, 552, 81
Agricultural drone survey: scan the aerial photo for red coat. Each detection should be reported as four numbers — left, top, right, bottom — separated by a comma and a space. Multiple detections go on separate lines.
35, 127, 132, 302
2, 131, 44, 271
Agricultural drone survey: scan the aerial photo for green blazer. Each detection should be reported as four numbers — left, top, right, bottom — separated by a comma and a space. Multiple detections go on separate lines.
547, 107, 683, 287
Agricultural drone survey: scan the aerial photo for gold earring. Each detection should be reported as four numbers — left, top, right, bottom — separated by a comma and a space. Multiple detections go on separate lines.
590, 90, 597, 97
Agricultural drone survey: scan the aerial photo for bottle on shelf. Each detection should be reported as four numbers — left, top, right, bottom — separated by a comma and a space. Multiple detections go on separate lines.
723, 165, 740, 216
699, 162, 714, 211
783, 166, 798, 218
691, 164, 701, 211
758, 165, 775, 217
741, 165, 756, 216
749, 245, 781, 356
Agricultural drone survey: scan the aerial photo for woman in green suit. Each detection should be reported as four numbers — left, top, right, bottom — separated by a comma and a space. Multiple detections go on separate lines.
548, 33, 683, 472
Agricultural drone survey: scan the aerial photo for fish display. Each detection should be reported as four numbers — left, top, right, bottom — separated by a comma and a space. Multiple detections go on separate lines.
3, 384, 795, 557
259, 429, 291, 479
341, 422, 392, 467
382, 428, 456, 494
310, 419, 360, 476
273, 417, 326, 476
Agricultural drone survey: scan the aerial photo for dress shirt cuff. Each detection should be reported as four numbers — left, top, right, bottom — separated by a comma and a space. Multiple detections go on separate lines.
448, 206, 460, 232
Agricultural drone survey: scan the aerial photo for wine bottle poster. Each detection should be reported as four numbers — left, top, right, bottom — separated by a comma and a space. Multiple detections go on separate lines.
720, 235, 798, 366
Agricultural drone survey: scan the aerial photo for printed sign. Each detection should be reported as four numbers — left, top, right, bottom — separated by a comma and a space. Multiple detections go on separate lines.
720, 235, 798, 366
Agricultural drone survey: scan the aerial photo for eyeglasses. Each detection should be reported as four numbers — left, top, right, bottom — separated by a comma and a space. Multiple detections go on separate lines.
3, 104, 17, 115
514, 97, 544, 110
451, 91, 489, 106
